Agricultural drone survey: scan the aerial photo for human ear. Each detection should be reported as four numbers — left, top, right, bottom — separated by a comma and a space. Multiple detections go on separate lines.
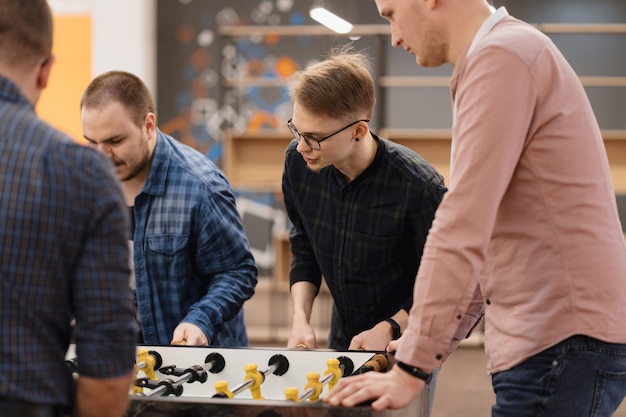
144, 112, 157, 134
36, 55, 55, 90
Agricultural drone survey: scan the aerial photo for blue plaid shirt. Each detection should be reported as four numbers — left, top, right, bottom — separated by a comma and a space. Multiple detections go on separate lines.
0, 76, 136, 407
133, 130, 257, 346
283, 135, 446, 349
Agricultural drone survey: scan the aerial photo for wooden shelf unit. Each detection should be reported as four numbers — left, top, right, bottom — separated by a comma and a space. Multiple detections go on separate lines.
380, 128, 626, 193
603, 130, 626, 193
273, 230, 291, 290
223, 129, 293, 192
225, 128, 626, 193
217, 22, 626, 38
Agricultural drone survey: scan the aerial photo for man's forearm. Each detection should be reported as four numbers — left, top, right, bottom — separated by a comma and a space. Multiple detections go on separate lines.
74, 373, 133, 417
290, 281, 318, 322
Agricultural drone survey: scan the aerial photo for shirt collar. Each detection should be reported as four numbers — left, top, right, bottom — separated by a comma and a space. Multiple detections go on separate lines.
332, 132, 386, 187
141, 129, 169, 196
0, 76, 33, 110
467, 6, 509, 57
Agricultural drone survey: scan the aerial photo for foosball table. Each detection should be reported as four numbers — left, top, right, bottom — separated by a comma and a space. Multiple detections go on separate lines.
67, 345, 429, 417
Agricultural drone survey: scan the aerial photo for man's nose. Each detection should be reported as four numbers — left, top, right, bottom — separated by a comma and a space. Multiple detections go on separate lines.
94, 142, 114, 158
391, 27, 402, 48
296, 135, 312, 152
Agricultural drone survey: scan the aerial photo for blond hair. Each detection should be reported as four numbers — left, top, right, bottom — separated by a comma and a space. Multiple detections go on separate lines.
290, 45, 376, 121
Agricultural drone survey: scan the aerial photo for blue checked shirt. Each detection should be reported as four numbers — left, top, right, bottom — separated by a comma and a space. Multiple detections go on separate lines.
132, 130, 257, 346
0, 77, 137, 407
283, 135, 446, 349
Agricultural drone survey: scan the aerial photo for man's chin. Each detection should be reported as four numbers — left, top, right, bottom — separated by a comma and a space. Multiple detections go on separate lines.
305, 161, 323, 173
118, 170, 135, 183
115, 167, 128, 181
118, 166, 143, 182
120, 174, 138, 182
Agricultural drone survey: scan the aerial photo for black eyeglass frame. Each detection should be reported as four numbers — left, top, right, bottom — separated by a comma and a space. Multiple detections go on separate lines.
286, 118, 369, 150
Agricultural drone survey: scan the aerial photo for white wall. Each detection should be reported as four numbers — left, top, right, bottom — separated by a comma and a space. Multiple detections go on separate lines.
48, 0, 156, 95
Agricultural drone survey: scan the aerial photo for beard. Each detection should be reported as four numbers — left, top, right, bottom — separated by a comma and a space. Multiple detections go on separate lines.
119, 158, 149, 182
409, 5, 447, 68
119, 134, 152, 182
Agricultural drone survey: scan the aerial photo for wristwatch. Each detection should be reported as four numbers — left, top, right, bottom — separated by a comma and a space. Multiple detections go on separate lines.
396, 361, 433, 383
383, 317, 401, 340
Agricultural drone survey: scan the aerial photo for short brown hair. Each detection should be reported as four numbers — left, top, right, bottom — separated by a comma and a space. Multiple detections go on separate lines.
0, 0, 53, 68
289, 45, 376, 121
80, 71, 156, 128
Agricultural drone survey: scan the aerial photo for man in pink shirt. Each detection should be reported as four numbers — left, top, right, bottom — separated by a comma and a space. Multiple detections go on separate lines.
324, 0, 626, 416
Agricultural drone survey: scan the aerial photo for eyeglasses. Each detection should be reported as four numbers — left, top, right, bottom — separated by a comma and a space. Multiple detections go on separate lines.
286, 118, 369, 150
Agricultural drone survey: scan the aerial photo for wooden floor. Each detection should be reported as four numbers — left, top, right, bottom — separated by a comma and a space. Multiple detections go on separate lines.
431, 347, 493, 417
432, 347, 626, 417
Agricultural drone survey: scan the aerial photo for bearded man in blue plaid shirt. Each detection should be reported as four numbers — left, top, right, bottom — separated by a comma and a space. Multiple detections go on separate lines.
81, 71, 257, 347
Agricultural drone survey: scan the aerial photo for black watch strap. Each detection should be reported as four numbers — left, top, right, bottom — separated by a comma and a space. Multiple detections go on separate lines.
396, 361, 432, 383
383, 317, 401, 340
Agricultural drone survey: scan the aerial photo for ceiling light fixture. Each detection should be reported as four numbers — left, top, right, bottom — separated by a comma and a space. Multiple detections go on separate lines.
309, 7, 353, 34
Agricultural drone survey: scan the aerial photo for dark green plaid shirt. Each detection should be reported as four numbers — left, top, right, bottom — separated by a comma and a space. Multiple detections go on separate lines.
283, 134, 446, 349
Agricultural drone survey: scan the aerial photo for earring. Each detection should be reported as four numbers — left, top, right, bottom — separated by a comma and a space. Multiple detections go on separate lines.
355, 137, 359, 142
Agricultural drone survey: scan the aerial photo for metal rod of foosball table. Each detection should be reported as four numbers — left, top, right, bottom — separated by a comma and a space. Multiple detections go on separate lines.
229, 377, 254, 397
350, 352, 388, 375
295, 353, 387, 402
135, 349, 163, 381
298, 371, 336, 402
297, 356, 354, 402
146, 363, 207, 397
147, 352, 226, 397
229, 362, 277, 396
221, 354, 289, 398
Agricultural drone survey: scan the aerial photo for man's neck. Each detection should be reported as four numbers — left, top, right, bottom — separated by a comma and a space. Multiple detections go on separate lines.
123, 179, 144, 206
336, 132, 378, 183
447, 4, 494, 65
122, 162, 153, 206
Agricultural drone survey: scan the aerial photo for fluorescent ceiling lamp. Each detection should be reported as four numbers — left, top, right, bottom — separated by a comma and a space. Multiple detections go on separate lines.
310, 7, 353, 34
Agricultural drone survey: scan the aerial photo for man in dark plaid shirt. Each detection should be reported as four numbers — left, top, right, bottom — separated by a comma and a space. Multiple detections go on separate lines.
283, 46, 446, 357
0, 1, 137, 416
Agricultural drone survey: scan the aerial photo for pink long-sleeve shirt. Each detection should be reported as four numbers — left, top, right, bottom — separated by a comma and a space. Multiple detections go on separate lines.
396, 14, 626, 374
